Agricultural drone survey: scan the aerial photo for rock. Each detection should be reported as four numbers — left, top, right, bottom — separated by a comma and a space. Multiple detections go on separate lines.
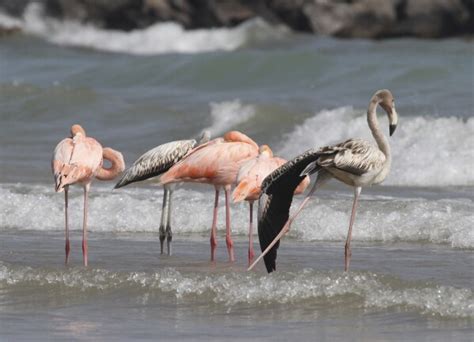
303, 0, 397, 38
0, 0, 472, 38
397, 0, 471, 37
266, 0, 312, 31
302, 0, 473, 38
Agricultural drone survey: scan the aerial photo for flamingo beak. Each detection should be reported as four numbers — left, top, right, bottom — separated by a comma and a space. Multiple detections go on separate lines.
389, 124, 397, 136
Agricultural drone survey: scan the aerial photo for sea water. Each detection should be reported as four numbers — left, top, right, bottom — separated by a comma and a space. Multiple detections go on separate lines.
0, 4, 473, 341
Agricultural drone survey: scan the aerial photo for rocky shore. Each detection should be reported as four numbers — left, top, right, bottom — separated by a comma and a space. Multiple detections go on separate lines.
0, 0, 473, 38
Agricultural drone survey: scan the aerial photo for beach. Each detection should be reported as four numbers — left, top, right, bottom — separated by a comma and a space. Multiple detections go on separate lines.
0, 5, 473, 341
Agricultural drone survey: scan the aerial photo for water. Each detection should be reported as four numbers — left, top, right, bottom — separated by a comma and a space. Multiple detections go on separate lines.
1, 5, 473, 341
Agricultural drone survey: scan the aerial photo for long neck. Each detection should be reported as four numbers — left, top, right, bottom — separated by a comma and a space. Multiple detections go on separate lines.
367, 100, 391, 161
96, 147, 125, 181
223, 131, 259, 151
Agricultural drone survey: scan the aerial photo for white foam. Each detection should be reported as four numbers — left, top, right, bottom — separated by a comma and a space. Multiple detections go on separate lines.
204, 99, 256, 136
6, 3, 288, 55
1, 184, 473, 248
0, 11, 22, 29
1, 264, 472, 318
278, 106, 474, 186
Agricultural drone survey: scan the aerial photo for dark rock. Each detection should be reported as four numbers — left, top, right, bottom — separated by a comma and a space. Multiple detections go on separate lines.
266, 0, 312, 31
302, 0, 473, 38
0, 0, 45, 16
303, 0, 397, 38
398, 0, 471, 37
0, 0, 472, 38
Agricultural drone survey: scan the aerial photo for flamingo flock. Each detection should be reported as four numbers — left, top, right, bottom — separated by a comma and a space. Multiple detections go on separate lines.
52, 89, 398, 271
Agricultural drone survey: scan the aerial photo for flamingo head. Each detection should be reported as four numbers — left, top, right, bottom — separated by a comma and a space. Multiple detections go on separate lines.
70, 124, 86, 138
374, 89, 398, 136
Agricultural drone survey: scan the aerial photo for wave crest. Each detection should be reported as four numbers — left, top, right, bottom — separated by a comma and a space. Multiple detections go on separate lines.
278, 107, 474, 186
1, 263, 472, 318
1, 184, 473, 248
1, 3, 289, 55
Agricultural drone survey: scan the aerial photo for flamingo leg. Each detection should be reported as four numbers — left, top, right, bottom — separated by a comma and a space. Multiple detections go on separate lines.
82, 184, 90, 267
345, 186, 361, 272
166, 188, 173, 256
64, 186, 70, 265
210, 189, 219, 262
248, 201, 255, 266
248, 170, 331, 271
224, 186, 235, 262
159, 187, 169, 255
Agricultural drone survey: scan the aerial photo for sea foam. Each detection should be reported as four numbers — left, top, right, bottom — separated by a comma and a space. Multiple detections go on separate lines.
1, 184, 472, 248
204, 99, 256, 136
0, 263, 472, 318
278, 106, 474, 187
1, 4, 288, 55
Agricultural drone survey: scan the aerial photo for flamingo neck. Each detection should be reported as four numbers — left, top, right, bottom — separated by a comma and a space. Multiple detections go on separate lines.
96, 147, 125, 181
367, 99, 391, 161
71, 125, 86, 137
223, 131, 259, 151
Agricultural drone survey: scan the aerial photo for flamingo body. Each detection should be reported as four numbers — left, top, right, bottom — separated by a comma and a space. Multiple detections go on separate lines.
160, 130, 259, 262
114, 131, 210, 255
232, 145, 310, 265
250, 89, 398, 273
52, 124, 125, 266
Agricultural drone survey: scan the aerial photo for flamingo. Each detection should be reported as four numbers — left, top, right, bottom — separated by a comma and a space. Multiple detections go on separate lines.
114, 131, 210, 255
248, 89, 398, 273
159, 131, 259, 262
52, 124, 125, 266
232, 145, 310, 265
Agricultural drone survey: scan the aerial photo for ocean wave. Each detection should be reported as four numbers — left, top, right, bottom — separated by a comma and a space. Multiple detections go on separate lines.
204, 99, 256, 136
278, 106, 474, 187
0, 263, 471, 318
1, 184, 472, 248
1, 4, 289, 55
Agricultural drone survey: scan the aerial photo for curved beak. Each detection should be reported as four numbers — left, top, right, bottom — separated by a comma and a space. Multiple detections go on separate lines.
389, 124, 397, 136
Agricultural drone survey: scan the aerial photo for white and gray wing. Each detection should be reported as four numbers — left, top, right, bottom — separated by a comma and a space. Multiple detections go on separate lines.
317, 139, 386, 176
115, 139, 196, 188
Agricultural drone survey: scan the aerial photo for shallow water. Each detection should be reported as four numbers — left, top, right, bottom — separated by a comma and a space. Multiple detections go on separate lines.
1, 232, 473, 341
1, 4, 473, 341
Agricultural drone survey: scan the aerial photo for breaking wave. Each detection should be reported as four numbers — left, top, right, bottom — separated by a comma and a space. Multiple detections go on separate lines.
0, 4, 289, 55
278, 106, 474, 187
0, 262, 472, 318
1, 184, 472, 248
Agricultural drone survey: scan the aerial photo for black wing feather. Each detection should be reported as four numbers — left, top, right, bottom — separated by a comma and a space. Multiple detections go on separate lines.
258, 148, 321, 273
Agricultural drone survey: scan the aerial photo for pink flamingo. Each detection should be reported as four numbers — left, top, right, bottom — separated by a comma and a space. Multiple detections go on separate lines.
160, 131, 259, 262
52, 124, 125, 266
232, 145, 310, 265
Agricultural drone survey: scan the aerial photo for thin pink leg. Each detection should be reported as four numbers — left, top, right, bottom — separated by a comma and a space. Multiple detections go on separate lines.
248, 201, 255, 266
345, 186, 361, 272
210, 189, 219, 262
224, 186, 235, 262
64, 186, 70, 265
82, 184, 90, 267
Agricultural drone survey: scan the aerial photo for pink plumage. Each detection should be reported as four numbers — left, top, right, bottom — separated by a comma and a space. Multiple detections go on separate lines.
160, 130, 259, 262
52, 124, 125, 266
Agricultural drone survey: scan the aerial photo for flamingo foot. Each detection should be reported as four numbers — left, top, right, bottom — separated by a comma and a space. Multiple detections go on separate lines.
159, 228, 166, 255
248, 248, 255, 267
82, 240, 88, 267
226, 236, 235, 262
344, 243, 352, 272
166, 231, 172, 256
65, 238, 70, 265
210, 236, 217, 262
